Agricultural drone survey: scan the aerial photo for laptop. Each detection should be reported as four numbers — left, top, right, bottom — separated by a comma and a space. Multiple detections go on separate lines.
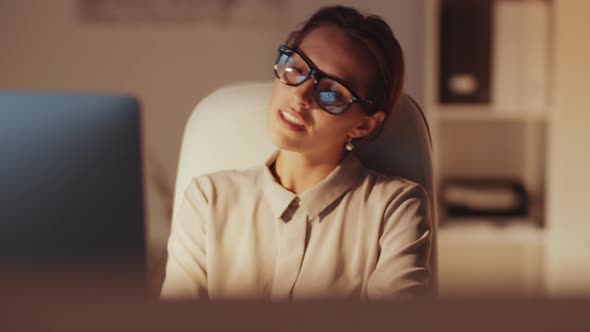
0, 91, 146, 292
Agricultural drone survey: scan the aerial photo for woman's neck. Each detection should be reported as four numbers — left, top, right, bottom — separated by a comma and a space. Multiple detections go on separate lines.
271, 149, 345, 194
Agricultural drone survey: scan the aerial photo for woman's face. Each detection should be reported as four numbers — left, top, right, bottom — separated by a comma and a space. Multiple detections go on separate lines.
266, 24, 384, 158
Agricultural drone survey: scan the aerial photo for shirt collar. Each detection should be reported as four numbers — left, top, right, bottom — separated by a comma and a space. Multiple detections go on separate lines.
261, 151, 364, 221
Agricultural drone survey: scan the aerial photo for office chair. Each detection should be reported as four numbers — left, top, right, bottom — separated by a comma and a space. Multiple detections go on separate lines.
172, 81, 438, 294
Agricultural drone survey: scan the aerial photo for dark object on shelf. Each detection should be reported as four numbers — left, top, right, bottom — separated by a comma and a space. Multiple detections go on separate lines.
441, 178, 528, 218
439, 0, 492, 104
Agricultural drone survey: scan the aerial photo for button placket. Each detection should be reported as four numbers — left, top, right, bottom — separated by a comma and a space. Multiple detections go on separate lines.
271, 198, 308, 300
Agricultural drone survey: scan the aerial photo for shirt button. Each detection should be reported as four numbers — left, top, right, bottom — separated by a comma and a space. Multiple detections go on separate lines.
295, 197, 301, 205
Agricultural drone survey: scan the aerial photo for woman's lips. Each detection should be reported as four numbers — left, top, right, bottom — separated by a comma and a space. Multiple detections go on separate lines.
277, 108, 306, 132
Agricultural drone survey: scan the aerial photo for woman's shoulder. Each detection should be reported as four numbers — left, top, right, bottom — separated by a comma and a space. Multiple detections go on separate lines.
359, 167, 428, 203
184, 166, 265, 204
362, 167, 423, 189
356, 168, 431, 223
197, 166, 263, 186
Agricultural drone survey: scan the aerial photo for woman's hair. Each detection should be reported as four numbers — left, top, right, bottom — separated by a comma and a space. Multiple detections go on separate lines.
285, 6, 405, 121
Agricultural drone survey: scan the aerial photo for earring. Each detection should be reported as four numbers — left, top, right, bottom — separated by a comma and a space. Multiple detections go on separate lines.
345, 137, 354, 151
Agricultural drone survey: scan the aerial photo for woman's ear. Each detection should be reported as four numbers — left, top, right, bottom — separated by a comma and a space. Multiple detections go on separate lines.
348, 111, 386, 138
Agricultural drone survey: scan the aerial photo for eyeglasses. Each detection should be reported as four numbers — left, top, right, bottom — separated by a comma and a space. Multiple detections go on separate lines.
273, 45, 378, 115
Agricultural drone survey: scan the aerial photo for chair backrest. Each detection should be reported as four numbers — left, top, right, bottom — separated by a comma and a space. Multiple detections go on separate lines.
173, 81, 438, 291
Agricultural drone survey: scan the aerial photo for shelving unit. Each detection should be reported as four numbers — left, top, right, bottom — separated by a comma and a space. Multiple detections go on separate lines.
424, 0, 552, 297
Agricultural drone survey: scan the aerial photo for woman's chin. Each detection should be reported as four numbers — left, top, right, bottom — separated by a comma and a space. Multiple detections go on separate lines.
268, 130, 306, 152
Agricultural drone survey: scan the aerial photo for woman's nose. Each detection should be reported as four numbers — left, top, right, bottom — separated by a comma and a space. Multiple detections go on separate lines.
292, 78, 315, 109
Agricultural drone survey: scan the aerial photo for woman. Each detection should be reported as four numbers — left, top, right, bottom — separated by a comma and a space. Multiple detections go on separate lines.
161, 6, 432, 301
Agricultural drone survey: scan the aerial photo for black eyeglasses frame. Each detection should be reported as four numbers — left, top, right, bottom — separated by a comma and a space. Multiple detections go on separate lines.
273, 45, 378, 115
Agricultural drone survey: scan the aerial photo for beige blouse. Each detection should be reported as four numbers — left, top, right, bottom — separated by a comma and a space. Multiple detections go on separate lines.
161, 152, 432, 301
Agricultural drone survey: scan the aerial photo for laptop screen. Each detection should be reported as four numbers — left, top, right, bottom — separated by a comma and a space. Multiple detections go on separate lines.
0, 91, 145, 271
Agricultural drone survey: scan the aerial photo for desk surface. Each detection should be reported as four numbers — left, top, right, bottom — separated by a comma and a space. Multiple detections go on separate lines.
3, 273, 590, 332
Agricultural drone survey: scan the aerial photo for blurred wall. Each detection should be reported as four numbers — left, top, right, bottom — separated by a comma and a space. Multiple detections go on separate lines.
545, 0, 590, 296
0, 0, 427, 278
